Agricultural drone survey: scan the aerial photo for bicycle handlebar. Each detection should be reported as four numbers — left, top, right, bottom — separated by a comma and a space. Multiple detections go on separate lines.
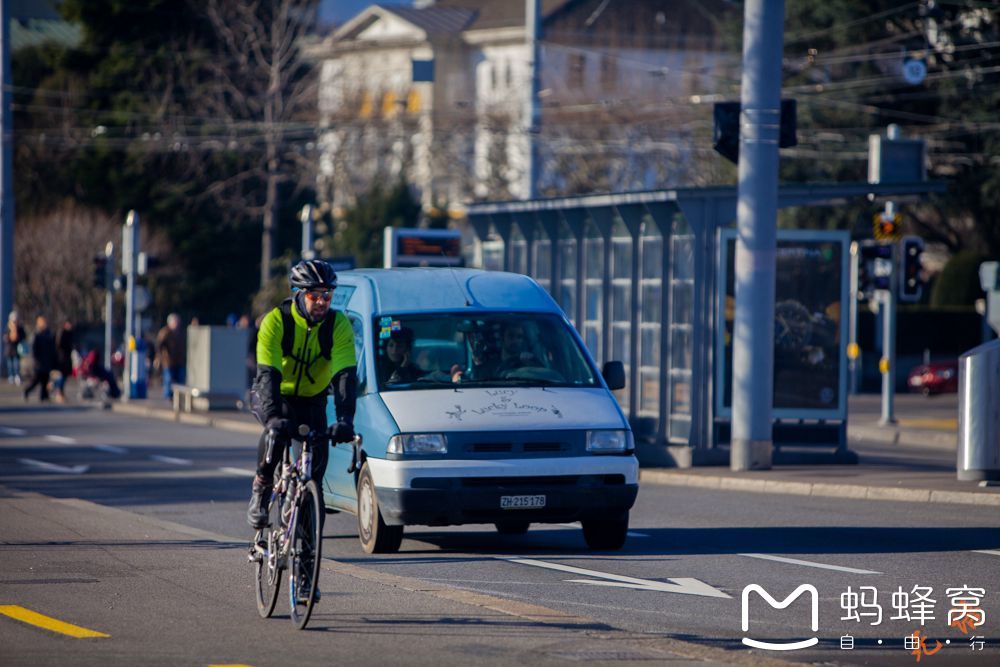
289, 426, 364, 475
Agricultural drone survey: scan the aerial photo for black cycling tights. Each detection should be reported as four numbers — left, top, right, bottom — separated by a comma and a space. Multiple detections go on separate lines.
255, 395, 329, 486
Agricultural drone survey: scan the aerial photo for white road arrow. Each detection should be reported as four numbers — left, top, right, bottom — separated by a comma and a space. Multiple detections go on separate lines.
18, 458, 89, 475
505, 557, 731, 599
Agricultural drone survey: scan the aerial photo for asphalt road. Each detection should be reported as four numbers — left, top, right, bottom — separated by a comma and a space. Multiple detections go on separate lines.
1, 405, 998, 667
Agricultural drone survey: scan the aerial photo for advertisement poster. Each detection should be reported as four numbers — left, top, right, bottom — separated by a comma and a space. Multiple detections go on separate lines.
718, 230, 848, 417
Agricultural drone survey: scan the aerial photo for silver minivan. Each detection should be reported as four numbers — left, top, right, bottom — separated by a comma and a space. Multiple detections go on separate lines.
323, 268, 639, 553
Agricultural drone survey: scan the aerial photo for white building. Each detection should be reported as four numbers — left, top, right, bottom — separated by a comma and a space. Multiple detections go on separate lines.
310, 0, 737, 215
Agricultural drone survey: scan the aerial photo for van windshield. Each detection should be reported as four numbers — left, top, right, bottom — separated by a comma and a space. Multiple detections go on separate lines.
374, 313, 599, 390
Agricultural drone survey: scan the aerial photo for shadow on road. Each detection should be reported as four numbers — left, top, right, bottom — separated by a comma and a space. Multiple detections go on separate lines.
349, 524, 1000, 559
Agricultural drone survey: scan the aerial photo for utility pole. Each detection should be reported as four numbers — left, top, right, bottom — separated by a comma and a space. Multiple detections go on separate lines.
524, 0, 541, 200
731, 0, 785, 471
300, 205, 315, 260
0, 0, 14, 332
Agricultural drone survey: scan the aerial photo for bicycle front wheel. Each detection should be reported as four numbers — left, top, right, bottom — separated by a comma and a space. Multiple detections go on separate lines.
254, 490, 284, 618
288, 480, 323, 630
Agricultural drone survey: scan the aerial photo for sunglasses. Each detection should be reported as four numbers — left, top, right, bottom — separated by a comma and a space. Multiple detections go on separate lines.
303, 289, 333, 302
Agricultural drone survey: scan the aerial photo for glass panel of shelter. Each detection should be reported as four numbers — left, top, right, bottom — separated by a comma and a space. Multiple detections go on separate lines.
610, 219, 632, 412
583, 221, 602, 366
638, 223, 662, 419
668, 218, 695, 444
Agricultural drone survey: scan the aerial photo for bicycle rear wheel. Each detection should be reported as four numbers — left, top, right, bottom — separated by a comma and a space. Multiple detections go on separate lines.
253, 490, 284, 618
288, 480, 322, 630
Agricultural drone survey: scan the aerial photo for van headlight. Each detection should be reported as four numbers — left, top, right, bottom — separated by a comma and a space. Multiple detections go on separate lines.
387, 434, 447, 455
586, 430, 633, 453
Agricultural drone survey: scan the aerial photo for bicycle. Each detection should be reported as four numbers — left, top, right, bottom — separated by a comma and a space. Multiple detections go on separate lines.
248, 424, 362, 630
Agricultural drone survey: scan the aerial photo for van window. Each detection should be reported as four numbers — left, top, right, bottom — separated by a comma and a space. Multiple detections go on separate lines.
346, 311, 367, 394
373, 313, 598, 390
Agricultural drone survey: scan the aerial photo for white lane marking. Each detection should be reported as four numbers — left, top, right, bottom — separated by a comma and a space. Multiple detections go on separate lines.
44, 435, 76, 444
18, 458, 89, 475
94, 444, 128, 455
0, 427, 27, 436
219, 467, 256, 477
973, 549, 1000, 558
504, 557, 731, 599
739, 553, 881, 575
150, 455, 192, 466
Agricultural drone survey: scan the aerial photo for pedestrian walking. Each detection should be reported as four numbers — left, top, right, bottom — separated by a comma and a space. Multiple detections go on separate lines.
4, 311, 26, 385
23, 316, 57, 402
155, 313, 187, 399
53, 320, 76, 402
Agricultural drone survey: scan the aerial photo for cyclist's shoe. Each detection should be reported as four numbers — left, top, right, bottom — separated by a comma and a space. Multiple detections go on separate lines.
298, 579, 320, 604
246, 478, 272, 529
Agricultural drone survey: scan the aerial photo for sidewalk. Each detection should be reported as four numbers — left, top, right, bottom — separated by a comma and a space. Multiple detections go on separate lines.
4, 381, 997, 508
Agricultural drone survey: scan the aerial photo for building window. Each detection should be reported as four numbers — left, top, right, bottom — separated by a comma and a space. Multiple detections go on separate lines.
505, 60, 512, 88
490, 63, 497, 90
406, 90, 421, 114
359, 91, 373, 118
568, 53, 585, 89
600, 54, 618, 91
382, 90, 398, 117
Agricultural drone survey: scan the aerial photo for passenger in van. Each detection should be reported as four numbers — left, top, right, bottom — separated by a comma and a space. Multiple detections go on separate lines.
378, 327, 422, 385
452, 321, 540, 382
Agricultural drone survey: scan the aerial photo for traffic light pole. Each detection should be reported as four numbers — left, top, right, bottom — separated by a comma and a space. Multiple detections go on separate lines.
122, 211, 138, 402
879, 243, 898, 425
848, 242, 860, 394
104, 242, 114, 372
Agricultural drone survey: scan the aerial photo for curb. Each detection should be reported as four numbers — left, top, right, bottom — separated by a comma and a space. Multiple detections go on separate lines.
848, 424, 957, 450
639, 469, 1000, 507
110, 401, 260, 435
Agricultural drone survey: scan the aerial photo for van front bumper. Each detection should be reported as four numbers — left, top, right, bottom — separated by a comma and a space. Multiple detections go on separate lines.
366, 456, 639, 526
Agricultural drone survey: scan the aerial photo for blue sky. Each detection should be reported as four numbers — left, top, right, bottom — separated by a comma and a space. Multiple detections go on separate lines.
320, 0, 415, 26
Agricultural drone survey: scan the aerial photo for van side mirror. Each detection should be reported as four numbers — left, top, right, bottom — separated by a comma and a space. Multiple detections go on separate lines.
602, 361, 625, 391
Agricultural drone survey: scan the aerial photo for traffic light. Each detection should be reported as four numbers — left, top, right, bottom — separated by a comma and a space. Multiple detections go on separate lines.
713, 99, 798, 163
873, 211, 902, 241
899, 236, 924, 302
92, 255, 108, 288
858, 241, 894, 294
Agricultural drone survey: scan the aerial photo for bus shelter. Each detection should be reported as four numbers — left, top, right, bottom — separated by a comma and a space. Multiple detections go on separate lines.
465, 181, 942, 466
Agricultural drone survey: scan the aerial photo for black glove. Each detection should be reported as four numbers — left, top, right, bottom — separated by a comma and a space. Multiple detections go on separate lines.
266, 418, 290, 438
329, 421, 355, 444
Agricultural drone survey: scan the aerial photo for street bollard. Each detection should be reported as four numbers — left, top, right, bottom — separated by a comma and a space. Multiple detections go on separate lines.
957, 338, 1000, 481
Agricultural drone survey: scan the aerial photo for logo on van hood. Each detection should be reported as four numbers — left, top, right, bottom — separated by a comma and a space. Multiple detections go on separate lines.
381, 388, 624, 432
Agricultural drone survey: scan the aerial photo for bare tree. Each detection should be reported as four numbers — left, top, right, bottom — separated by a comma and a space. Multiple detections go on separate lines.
202, 0, 320, 289
14, 202, 173, 327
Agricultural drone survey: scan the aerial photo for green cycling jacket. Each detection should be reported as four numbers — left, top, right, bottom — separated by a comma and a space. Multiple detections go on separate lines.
256, 304, 356, 398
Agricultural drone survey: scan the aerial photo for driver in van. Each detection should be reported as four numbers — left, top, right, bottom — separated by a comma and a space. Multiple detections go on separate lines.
452, 321, 539, 382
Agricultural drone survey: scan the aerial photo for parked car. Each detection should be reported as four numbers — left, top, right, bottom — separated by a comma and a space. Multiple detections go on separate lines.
907, 360, 959, 396
322, 268, 639, 554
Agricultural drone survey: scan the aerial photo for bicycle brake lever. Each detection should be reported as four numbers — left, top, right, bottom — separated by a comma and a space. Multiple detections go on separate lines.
346, 438, 361, 474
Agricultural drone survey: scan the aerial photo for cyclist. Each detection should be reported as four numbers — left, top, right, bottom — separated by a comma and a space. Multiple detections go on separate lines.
247, 260, 358, 571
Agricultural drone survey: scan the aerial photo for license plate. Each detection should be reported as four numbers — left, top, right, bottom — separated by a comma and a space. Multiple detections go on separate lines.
500, 494, 545, 509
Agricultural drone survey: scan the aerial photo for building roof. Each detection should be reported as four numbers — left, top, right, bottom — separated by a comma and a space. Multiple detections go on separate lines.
9, 0, 81, 51
378, 5, 477, 35
432, 0, 575, 31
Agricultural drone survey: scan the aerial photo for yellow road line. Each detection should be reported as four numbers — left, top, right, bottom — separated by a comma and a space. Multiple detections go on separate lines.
0, 605, 109, 638
898, 417, 957, 430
